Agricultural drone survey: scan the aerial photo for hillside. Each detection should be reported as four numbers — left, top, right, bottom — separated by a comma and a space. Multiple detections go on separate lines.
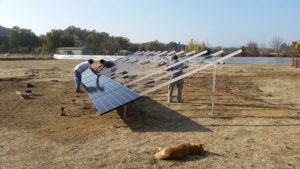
0, 25, 10, 35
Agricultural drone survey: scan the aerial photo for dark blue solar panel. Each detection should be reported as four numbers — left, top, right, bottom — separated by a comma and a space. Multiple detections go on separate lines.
81, 70, 141, 115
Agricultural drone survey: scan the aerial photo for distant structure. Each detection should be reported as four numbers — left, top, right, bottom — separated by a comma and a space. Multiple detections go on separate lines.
56, 47, 92, 55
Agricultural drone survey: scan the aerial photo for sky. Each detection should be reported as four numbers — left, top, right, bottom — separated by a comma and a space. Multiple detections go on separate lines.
0, 0, 299, 47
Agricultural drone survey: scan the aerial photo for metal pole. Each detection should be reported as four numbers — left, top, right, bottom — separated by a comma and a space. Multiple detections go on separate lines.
155, 57, 157, 86
209, 63, 216, 115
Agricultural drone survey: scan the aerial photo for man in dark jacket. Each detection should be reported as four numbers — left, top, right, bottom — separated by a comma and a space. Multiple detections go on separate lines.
96, 59, 117, 73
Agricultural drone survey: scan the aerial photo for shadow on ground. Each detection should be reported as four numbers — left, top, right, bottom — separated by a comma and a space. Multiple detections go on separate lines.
116, 96, 212, 132
175, 151, 224, 162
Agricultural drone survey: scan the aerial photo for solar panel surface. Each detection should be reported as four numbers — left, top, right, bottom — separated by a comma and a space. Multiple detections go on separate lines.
81, 70, 141, 115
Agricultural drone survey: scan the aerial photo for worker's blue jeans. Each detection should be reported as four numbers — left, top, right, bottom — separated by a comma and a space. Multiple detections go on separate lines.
74, 70, 82, 92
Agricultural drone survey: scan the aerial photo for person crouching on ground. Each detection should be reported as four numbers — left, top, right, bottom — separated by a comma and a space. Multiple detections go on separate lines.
74, 59, 100, 92
166, 55, 184, 103
96, 59, 117, 73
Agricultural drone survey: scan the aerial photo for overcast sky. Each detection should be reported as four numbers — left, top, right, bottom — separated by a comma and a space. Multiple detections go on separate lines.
0, 0, 299, 47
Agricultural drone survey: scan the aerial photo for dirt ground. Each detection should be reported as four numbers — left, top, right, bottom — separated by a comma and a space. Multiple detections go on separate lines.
0, 59, 299, 169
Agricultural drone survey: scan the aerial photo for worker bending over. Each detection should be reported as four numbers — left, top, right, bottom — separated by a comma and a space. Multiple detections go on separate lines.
74, 59, 99, 92
96, 59, 117, 73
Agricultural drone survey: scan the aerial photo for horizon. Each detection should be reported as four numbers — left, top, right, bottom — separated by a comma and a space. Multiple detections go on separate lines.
0, 0, 300, 48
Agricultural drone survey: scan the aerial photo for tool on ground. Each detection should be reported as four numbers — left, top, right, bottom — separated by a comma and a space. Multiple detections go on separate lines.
60, 107, 66, 116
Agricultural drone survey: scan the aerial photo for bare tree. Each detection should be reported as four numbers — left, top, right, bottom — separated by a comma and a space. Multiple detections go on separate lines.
270, 36, 283, 55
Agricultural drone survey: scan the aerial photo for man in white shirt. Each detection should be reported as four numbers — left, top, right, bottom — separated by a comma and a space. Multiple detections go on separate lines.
74, 59, 99, 92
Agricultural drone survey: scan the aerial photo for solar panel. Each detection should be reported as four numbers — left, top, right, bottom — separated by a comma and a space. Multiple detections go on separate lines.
81, 70, 141, 115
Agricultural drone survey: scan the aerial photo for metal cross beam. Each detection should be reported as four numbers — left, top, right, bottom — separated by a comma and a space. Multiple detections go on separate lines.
139, 50, 242, 96
125, 50, 208, 86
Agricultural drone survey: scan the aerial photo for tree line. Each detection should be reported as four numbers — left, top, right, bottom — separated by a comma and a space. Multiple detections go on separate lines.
0, 25, 186, 55
239, 37, 300, 57
0, 25, 299, 56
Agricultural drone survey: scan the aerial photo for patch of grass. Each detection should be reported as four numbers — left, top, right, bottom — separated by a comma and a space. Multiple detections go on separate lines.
256, 66, 286, 71
146, 158, 157, 165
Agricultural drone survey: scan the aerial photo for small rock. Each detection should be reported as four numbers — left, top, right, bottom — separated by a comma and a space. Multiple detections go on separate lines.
113, 125, 120, 128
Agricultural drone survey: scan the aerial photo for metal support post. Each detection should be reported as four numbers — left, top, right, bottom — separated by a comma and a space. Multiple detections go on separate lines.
209, 63, 217, 115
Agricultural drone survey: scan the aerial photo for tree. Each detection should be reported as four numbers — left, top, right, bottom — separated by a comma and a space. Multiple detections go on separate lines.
45, 29, 74, 52
187, 38, 201, 53
166, 41, 178, 50
241, 46, 246, 55
115, 36, 130, 50
246, 42, 259, 55
8, 26, 40, 53
102, 38, 120, 54
270, 36, 283, 55
295, 40, 300, 53
85, 32, 102, 54
259, 43, 268, 56
0, 35, 8, 53
0, 25, 10, 35
128, 43, 139, 52
145, 41, 166, 51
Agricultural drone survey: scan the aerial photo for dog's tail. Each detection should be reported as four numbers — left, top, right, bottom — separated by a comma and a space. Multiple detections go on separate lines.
154, 151, 170, 160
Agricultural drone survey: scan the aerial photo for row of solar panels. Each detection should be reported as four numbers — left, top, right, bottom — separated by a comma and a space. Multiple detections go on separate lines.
81, 49, 242, 115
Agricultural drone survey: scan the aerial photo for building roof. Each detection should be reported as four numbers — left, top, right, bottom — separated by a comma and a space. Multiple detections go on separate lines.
57, 47, 90, 50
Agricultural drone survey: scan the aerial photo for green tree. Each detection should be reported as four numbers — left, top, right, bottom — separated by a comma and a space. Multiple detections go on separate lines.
166, 41, 178, 50
45, 29, 74, 52
8, 26, 40, 53
241, 46, 246, 55
115, 36, 130, 50
0, 35, 8, 53
85, 32, 102, 54
0, 25, 10, 35
128, 43, 139, 52
295, 40, 300, 52
145, 41, 166, 51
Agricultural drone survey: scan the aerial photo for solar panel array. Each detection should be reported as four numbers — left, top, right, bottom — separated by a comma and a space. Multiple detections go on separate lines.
81, 70, 141, 115
78, 49, 242, 116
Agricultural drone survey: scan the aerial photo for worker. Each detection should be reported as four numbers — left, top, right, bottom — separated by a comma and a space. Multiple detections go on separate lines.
166, 55, 184, 103
74, 59, 100, 92
96, 59, 117, 73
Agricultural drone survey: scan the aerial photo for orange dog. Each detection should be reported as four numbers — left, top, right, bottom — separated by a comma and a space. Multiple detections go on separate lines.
154, 143, 205, 160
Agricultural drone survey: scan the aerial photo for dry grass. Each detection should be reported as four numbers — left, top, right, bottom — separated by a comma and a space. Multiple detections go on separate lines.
0, 53, 52, 60
0, 59, 299, 168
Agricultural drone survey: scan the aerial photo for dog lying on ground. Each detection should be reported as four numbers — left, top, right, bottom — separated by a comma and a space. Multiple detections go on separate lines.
154, 143, 205, 160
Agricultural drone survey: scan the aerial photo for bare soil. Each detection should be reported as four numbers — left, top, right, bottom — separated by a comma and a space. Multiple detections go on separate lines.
0, 59, 299, 169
